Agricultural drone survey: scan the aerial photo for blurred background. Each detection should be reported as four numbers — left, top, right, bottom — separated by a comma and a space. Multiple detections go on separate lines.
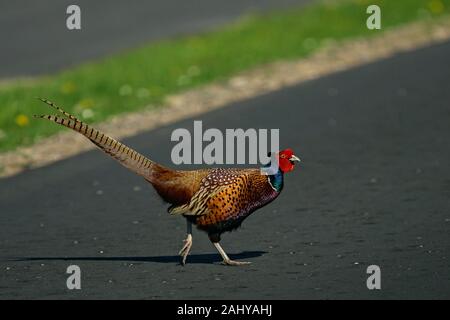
0, 0, 448, 153
1, 0, 449, 299
0, 0, 307, 78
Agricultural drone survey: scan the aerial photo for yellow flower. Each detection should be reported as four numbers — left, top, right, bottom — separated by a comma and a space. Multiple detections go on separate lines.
61, 81, 77, 94
15, 114, 29, 127
428, 0, 444, 14
77, 98, 94, 109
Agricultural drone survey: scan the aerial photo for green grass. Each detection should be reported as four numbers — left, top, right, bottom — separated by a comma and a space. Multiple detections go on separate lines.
0, 0, 449, 152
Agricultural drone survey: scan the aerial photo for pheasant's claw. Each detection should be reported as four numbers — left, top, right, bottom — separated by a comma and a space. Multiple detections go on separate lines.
221, 259, 252, 266
178, 234, 193, 266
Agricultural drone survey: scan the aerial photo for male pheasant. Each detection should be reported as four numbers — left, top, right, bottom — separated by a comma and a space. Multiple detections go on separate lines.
35, 98, 301, 266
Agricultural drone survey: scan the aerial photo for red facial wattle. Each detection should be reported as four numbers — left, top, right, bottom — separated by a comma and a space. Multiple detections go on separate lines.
278, 149, 295, 173
279, 158, 294, 172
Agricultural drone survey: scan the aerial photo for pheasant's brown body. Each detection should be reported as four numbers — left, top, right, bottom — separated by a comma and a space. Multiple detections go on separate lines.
173, 168, 281, 241
36, 98, 299, 266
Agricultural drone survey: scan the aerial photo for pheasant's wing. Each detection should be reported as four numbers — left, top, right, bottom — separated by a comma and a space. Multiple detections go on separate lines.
168, 185, 228, 216
169, 168, 254, 216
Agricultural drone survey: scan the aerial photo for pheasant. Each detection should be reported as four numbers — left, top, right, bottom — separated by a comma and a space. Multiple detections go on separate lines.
35, 98, 301, 266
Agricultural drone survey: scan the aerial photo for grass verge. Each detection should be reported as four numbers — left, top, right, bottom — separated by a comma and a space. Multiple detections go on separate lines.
0, 0, 449, 152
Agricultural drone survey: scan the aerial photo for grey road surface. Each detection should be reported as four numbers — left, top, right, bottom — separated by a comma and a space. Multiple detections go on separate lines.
0, 0, 309, 78
1, 41, 450, 299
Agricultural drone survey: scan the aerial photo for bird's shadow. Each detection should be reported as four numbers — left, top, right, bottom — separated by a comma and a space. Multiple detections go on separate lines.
13, 251, 267, 265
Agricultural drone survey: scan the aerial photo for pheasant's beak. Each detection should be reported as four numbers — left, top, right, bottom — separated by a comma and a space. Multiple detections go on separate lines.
289, 155, 301, 163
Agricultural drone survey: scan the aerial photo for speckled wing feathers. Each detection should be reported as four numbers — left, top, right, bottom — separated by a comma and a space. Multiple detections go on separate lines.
169, 168, 248, 216
170, 168, 279, 228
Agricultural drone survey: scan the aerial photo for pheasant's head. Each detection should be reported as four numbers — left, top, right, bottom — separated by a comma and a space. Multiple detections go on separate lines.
277, 148, 301, 173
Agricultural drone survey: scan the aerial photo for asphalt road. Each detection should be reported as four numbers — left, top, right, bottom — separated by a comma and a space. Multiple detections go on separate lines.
1, 40, 450, 299
0, 0, 309, 78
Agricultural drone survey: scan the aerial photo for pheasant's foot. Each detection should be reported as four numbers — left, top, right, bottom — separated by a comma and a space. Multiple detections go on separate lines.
179, 234, 192, 266
221, 259, 252, 266
212, 241, 252, 266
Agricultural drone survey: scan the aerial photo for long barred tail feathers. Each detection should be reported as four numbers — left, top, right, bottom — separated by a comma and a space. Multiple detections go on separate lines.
34, 98, 156, 178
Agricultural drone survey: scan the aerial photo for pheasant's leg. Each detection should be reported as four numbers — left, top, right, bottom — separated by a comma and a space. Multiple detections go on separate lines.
179, 220, 193, 265
213, 242, 251, 266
